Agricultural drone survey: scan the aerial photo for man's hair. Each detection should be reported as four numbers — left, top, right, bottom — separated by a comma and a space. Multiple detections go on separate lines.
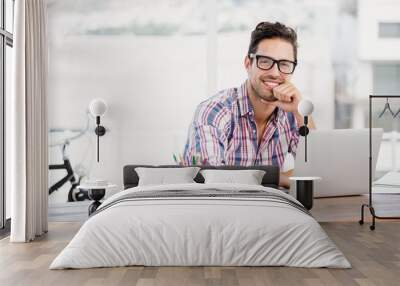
248, 21, 298, 61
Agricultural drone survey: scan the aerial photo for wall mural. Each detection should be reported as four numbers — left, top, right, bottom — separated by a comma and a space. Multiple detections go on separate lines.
49, 0, 391, 205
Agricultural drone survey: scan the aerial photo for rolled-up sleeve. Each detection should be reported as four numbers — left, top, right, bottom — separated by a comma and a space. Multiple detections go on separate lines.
183, 124, 227, 166
183, 100, 230, 166
288, 112, 300, 157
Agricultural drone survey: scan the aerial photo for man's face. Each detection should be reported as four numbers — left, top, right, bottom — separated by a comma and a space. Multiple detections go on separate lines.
245, 38, 295, 102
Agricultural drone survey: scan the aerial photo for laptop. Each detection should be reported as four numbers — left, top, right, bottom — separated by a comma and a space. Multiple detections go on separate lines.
293, 128, 383, 197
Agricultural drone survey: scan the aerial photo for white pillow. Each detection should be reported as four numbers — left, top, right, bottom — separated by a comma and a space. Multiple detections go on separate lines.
135, 167, 200, 186
200, 169, 266, 185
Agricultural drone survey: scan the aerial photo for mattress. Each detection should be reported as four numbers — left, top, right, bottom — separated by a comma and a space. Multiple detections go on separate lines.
50, 183, 350, 269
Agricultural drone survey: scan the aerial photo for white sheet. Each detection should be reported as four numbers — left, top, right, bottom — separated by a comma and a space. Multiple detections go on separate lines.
50, 183, 350, 269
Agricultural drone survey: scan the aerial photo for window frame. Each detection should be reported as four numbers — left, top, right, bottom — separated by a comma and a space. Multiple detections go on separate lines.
0, 0, 13, 233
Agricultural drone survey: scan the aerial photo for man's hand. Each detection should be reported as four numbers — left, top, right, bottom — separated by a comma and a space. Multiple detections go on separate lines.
279, 169, 293, 189
264, 81, 317, 129
270, 81, 301, 113
259, 81, 316, 128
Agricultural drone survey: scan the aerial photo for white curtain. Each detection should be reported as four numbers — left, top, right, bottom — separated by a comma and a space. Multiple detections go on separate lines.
9, 0, 48, 242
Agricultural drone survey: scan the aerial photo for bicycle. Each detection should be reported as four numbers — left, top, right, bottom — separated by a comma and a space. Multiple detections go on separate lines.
48, 111, 94, 202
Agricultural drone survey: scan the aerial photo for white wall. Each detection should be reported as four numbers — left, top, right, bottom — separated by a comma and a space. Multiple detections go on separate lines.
48, 35, 207, 202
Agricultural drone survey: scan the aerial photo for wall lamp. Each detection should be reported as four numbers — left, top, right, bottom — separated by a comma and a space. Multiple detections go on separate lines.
89, 99, 107, 162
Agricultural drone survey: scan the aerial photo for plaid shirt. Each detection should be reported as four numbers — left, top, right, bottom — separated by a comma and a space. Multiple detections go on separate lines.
183, 82, 300, 168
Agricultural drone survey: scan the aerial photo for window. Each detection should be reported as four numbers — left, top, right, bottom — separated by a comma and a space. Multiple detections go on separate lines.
373, 63, 400, 131
373, 64, 400, 173
0, 0, 14, 232
374, 63, 400, 95
379, 22, 400, 38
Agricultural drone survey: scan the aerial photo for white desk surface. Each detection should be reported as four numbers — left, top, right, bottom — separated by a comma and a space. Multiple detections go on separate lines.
289, 177, 321, 181
77, 184, 117, 189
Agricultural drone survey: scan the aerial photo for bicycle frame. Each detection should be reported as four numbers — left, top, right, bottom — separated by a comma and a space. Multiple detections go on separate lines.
48, 112, 93, 201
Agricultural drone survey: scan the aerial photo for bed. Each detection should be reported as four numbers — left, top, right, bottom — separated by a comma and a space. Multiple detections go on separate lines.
50, 165, 350, 269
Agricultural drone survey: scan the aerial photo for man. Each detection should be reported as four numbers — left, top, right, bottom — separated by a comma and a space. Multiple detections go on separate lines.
183, 22, 315, 188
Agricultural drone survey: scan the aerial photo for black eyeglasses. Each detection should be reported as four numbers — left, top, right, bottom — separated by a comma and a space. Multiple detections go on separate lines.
249, 53, 297, 74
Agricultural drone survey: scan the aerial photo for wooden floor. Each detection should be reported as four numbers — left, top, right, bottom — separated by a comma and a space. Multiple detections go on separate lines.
1, 195, 400, 286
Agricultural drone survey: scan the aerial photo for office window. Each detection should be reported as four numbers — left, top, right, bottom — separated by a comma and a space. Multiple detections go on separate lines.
379, 22, 400, 38
373, 63, 400, 173
373, 63, 400, 133
374, 64, 400, 94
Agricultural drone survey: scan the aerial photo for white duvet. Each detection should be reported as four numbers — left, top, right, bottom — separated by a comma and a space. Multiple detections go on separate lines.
50, 183, 351, 269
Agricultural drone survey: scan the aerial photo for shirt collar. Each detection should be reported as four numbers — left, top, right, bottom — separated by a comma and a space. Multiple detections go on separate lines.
237, 82, 253, 117
237, 81, 286, 124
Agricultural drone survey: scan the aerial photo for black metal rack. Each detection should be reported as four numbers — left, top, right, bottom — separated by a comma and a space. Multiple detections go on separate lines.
359, 95, 400, 230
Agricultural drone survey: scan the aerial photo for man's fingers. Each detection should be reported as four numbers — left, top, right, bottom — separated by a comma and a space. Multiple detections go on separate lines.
267, 81, 302, 113
272, 91, 282, 101
276, 84, 295, 95
273, 90, 293, 102
275, 82, 298, 95
275, 82, 291, 91
273, 83, 299, 103
285, 95, 293, 102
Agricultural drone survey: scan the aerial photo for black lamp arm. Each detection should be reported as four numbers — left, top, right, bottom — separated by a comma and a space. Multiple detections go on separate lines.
298, 116, 310, 162
94, 116, 106, 162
